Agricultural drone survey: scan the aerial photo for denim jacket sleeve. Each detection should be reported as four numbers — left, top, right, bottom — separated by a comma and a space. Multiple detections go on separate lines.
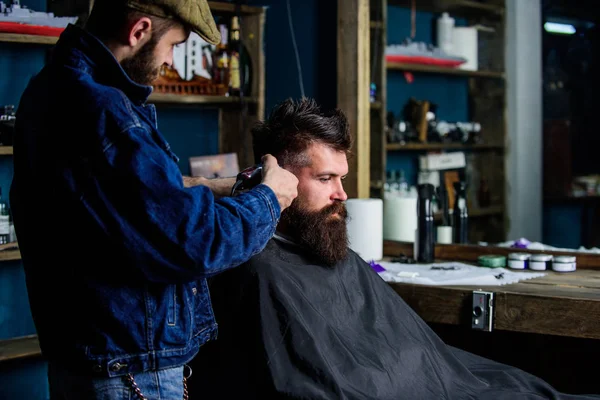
81, 125, 281, 283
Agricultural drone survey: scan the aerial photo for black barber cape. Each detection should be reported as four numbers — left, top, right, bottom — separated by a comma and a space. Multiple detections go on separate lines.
190, 236, 599, 400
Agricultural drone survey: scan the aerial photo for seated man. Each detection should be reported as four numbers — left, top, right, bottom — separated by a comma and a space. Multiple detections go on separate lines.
189, 98, 598, 400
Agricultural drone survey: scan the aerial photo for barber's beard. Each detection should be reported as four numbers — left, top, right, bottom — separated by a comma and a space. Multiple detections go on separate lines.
120, 37, 161, 86
280, 200, 349, 267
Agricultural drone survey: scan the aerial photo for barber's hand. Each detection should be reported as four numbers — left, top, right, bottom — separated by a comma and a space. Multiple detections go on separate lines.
260, 154, 298, 212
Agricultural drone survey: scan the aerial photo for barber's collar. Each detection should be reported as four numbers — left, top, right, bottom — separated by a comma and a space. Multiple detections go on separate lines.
54, 24, 153, 104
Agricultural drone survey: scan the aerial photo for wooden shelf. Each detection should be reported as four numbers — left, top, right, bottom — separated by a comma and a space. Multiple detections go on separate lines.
0, 335, 41, 362
208, 1, 264, 15
0, 146, 13, 155
0, 3, 264, 44
388, 0, 504, 17
387, 142, 504, 151
387, 62, 505, 79
0, 242, 21, 262
370, 101, 383, 110
148, 93, 257, 106
0, 33, 58, 45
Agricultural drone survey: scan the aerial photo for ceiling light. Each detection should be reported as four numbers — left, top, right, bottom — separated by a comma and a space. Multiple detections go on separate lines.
544, 22, 576, 35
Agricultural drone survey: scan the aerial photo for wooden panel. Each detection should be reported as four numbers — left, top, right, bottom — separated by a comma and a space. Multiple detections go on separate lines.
495, 292, 600, 339
0, 147, 13, 155
370, 101, 383, 110
390, 284, 469, 325
219, 108, 257, 169
0, 250, 21, 262
207, 1, 264, 15
0, 242, 20, 262
387, 62, 505, 79
338, 0, 371, 199
217, 8, 264, 170
523, 269, 600, 289
469, 80, 506, 147
467, 151, 506, 240
0, 33, 57, 45
369, 0, 387, 198
240, 11, 265, 120
383, 241, 600, 269
148, 94, 256, 105
389, 270, 600, 340
543, 120, 572, 197
0, 335, 41, 362
388, 0, 504, 17
387, 143, 504, 151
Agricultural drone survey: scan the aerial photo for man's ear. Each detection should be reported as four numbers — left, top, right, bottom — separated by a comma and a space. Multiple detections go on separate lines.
127, 17, 152, 48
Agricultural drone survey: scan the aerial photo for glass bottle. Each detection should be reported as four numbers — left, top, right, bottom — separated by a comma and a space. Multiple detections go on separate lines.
453, 181, 469, 244
0, 187, 10, 244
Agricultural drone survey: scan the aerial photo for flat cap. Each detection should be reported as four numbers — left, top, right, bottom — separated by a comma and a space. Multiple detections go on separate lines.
126, 0, 221, 45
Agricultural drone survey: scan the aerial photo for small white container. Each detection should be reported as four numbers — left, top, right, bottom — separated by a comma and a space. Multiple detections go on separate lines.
436, 12, 455, 54
530, 254, 553, 271
437, 226, 453, 244
508, 253, 530, 270
552, 256, 576, 272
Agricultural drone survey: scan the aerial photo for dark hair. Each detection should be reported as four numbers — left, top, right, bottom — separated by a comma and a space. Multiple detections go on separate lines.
252, 98, 352, 168
85, 1, 180, 42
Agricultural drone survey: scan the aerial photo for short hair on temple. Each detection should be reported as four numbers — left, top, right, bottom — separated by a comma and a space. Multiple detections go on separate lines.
251, 97, 352, 169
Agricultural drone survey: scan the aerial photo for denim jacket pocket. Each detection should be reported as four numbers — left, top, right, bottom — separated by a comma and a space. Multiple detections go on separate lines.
193, 279, 216, 338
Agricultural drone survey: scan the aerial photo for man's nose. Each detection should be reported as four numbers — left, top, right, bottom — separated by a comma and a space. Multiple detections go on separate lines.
334, 181, 348, 202
165, 51, 174, 68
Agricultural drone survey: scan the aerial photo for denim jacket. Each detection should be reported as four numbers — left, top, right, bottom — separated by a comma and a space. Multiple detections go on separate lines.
9, 24, 280, 377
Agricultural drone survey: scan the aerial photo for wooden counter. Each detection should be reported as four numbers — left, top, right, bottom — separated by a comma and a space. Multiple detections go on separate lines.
383, 241, 600, 340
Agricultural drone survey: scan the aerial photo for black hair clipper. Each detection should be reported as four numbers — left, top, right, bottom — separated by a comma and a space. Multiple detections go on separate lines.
231, 164, 263, 196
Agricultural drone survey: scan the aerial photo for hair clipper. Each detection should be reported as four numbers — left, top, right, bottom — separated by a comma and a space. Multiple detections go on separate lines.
231, 164, 263, 196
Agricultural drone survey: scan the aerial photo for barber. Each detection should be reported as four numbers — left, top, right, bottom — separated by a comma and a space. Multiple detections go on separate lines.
9, 0, 298, 398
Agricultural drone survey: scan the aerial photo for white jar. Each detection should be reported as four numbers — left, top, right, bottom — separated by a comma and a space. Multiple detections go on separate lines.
530, 254, 553, 271
552, 256, 576, 272
508, 253, 530, 270
436, 12, 455, 54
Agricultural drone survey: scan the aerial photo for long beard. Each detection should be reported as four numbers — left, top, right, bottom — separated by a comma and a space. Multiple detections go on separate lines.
280, 199, 349, 266
120, 37, 161, 86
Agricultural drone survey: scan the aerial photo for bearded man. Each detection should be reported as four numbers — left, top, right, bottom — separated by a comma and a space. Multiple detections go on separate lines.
189, 98, 598, 400
10, 1, 299, 398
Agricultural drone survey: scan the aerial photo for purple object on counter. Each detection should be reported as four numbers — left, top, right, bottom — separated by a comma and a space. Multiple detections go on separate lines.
512, 238, 531, 249
369, 260, 386, 273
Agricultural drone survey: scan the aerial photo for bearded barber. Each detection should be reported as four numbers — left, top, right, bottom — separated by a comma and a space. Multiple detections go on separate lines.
9, 0, 298, 398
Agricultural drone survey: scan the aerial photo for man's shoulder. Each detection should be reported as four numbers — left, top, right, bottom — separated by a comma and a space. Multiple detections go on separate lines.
68, 72, 142, 130
245, 239, 282, 270
35, 62, 147, 135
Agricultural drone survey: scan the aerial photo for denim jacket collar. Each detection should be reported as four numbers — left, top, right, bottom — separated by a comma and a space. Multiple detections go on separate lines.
53, 23, 153, 105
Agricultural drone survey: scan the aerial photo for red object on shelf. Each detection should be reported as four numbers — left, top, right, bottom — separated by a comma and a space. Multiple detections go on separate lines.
0, 22, 66, 37
386, 54, 465, 68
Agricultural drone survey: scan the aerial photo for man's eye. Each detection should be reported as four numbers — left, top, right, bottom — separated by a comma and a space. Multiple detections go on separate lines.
319, 177, 331, 182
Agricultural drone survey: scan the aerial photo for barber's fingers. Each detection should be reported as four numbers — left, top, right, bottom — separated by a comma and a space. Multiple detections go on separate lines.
261, 154, 298, 211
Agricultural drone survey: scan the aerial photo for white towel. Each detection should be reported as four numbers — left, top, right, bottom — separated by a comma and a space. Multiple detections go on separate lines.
377, 261, 546, 286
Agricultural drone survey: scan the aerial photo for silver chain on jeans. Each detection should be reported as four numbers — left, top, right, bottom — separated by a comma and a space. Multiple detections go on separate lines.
124, 365, 192, 400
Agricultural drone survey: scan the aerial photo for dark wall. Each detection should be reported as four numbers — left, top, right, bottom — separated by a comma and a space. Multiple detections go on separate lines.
246, 0, 337, 113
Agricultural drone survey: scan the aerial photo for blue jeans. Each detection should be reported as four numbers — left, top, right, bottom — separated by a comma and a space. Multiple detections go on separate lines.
48, 362, 188, 400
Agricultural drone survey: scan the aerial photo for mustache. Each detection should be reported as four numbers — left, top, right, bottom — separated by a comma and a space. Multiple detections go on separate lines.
320, 201, 347, 219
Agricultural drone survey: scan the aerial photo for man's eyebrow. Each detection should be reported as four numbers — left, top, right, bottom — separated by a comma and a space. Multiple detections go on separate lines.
315, 172, 347, 177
